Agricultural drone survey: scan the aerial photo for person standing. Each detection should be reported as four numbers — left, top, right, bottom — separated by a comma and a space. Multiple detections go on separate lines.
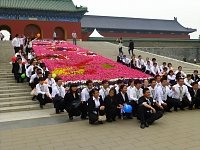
138, 88, 163, 129
53, 32, 57, 40
72, 31, 77, 45
128, 40, 134, 56
12, 34, 20, 53
117, 37, 123, 55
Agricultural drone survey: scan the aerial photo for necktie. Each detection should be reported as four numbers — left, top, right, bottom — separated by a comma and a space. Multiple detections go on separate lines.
151, 89, 155, 98
136, 90, 140, 99
179, 87, 183, 100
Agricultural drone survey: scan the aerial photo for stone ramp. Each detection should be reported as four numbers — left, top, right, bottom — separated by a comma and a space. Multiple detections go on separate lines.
77, 41, 200, 74
0, 41, 53, 113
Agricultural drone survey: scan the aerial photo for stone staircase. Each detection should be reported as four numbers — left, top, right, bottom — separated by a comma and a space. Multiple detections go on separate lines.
0, 41, 52, 113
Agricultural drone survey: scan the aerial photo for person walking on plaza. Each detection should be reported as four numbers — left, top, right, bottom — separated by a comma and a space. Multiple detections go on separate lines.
72, 31, 77, 45
128, 40, 134, 56
138, 88, 163, 129
12, 34, 21, 53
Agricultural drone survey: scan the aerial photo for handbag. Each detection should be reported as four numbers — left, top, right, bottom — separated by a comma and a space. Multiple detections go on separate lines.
98, 115, 106, 121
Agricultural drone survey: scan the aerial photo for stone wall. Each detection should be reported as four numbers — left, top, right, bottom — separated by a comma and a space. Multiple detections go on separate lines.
137, 47, 200, 63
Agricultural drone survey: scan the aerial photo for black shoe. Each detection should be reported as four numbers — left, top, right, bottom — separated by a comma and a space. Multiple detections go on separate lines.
174, 108, 178, 111
127, 116, 133, 119
145, 122, 149, 127
81, 117, 88, 120
166, 110, 172, 112
32, 96, 36, 101
180, 108, 185, 111
188, 107, 193, 110
112, 118, 116, 121
140, 124, 145, 129
60, 110, 64, 112
40, 105, 43, 109
69, 117, 73, 121
106, 119, 112, 122
98, 121, 103, 124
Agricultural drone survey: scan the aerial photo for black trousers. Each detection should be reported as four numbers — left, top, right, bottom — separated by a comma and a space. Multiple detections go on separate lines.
37, 94, 51, 106
14, 73, 24, 83
89, 110, 105, 124
73, 38, 77, 45
174, 97, 191, 110
80, 101, 88, 119
190, 97, 200, 109
128, 49, 134, 56
14, 47, 20, 53
119, 47, 123, 55
164, 98, 176, 111
138, 105, 163, 124
105, 108, 117, 121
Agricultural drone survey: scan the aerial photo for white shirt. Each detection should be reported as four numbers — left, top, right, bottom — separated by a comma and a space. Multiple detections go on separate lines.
72, 32, 77, 39
167, 75, 176, 82
136, 59, 145, 69
122, 57, 131, 64
29, 73, 38, 84
174, 70, 186, 78
45, 78, 56, 87
127, 86, 143, 102
172, 84, 191, 101
12, 37, 20, 47
184, 78, 194, 88
81, 88, 92, 102
151, 66, 161, 75
26, 65, 34, 78
36, 83, 51, 98
52, 85, 65, 98
160, 65, 169, 72
28, 52, 35, 60
99, 87, 110, 100
154, 85, 173, 105
145, 64, 152, 72
148, 86, 156, 99
115, 86, 120, 94
15, 52, 22, 57
18, 64, 22, 73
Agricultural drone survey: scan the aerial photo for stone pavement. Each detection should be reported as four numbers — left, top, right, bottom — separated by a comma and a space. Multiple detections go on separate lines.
0, 110, 200, 150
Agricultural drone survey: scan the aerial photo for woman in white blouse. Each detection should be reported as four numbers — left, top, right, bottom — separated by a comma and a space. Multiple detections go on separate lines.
167, 70, 176, 86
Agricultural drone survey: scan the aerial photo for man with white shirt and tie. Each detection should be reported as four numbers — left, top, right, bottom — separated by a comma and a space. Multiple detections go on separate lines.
99, 80, 110, 101
155, 75, 162, 88
52, 77, 66, 114
151, 63, 161, 76
136, 55, 145, 71
80, 80, 93, 119
154, 78, 175, 112
36, 77, 52, 109
12, 34, 20, 53
148, 78, 157, 100
172, 77, 192, 111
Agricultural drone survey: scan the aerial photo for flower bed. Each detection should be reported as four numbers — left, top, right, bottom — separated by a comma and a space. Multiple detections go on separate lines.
33, 41, 150, 82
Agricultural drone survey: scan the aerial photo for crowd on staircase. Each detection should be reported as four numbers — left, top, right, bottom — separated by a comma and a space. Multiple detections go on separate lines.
9, 34, 200, 129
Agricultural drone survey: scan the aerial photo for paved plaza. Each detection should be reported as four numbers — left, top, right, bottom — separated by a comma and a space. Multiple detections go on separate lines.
0, 41, 200, 150
1, 110, 200, 150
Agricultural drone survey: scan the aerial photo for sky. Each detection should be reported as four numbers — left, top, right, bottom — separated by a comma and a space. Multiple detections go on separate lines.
73, 0, 200, 39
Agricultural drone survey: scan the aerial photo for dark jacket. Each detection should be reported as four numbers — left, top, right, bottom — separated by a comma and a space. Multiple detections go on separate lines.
191, 74, 200, 82
129, 41, 134, 50
189, 89, 200, 100
13, 63, 25, 75
116, 92, 129, 105
104, 95, 118, 111
88, 97, 104, 114
138, 96, 154, 108
64, 92, 80, 108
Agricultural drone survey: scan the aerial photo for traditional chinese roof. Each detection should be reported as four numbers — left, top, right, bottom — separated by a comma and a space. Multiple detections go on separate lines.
0, 0, 87, 12
81, 15, 196, 33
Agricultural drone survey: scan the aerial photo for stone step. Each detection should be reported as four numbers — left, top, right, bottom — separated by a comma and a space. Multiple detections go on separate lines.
0, 100, 37, 108
0, 92, 31, 98
0, 103, 53, 113
0, 85, 30, 90
0, 88, 30, 94
0, 95, 33, 102
0, 82, 28, 86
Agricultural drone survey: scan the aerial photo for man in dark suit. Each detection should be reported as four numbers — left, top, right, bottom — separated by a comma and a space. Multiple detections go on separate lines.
189, 82, 200, 109
191, 70, 200, 82
138, 88, 163, 129
128, 40, 134, 56
13, 58, 26, 83
116, 85, 133, 119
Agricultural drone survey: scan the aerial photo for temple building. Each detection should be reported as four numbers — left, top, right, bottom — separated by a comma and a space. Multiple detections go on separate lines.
81, 15, 196, 40
0, 0, 87, 40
